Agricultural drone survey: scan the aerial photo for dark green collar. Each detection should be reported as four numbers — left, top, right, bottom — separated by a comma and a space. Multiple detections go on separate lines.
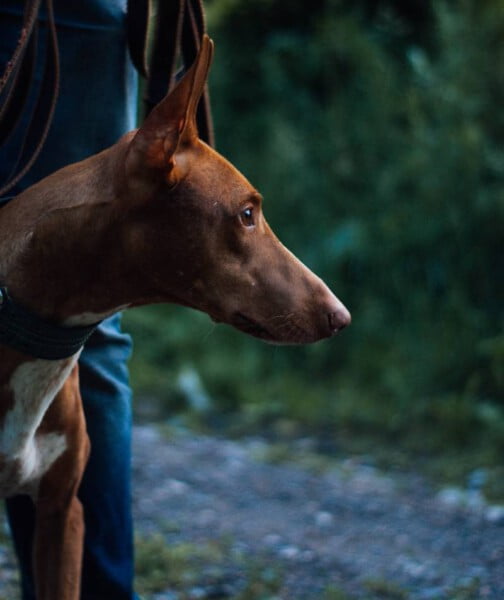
0, 286, 100, 360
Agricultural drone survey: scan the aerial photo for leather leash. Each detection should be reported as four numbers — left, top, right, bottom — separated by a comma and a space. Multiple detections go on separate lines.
0, 0, 60, 197
127, 0, 214, 146
0, 0, 213, 198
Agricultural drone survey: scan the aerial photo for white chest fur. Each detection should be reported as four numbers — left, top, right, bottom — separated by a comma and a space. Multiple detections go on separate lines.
0, 356, 78, 498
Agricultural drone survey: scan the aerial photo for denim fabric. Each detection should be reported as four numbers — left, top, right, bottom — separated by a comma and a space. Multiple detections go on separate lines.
75, 314, 135, 600
1, 1, 139, 598
0, 0, 137, 189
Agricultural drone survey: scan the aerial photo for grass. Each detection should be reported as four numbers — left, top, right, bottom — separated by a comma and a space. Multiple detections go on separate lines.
362, 578, 409, 599
135, 533, 283, 599
134, 532, 422, 600
321, 586, 354, 600
443, 578, 482, 600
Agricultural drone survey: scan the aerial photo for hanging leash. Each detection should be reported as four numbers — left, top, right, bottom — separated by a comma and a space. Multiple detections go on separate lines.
0, 0, 213, 197
127, 0, 214, 146
0, 0, 60, 197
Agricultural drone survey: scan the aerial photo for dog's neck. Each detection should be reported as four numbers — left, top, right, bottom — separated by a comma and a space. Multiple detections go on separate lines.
0, 134, 162, 326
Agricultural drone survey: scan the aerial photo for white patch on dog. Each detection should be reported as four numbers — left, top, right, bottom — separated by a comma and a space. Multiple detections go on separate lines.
16, 432, 68, 495
0, 355, 79, 497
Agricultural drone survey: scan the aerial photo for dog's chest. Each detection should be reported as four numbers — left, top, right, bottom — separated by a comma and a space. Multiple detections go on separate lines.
0, 357, 77, 497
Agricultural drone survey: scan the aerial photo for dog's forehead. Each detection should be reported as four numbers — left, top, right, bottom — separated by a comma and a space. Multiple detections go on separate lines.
189, 144, 260, 208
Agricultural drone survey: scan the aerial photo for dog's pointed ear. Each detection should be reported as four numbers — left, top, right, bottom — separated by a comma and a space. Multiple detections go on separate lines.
125, 35, 214, 188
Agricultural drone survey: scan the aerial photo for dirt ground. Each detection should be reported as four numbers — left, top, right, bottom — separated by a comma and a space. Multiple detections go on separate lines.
0, 424, 503, 599
131, 425, 504, 600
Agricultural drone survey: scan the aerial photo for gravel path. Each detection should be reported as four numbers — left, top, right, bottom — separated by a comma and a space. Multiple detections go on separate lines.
132, 425, 504, 600
0, 424, 503, 599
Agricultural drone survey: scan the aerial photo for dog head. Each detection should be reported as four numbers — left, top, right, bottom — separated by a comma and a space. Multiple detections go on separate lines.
124, 36, 350, 344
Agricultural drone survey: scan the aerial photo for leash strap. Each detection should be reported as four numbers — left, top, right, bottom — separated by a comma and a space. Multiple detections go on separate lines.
0, 287, 100, 360
127, 0, 149, 78
0, 0, 60, 196
181, 0, 213, 147
0, 0, 42, 95
143, 0, 185, 116
0, 17, 39, 146
127, 0, 215, 146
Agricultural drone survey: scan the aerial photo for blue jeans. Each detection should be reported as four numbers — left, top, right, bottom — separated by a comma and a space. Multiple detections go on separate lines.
1, 1, 138, 598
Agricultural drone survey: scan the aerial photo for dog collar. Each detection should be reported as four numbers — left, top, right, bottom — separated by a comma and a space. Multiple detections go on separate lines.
0, 286, 100, 360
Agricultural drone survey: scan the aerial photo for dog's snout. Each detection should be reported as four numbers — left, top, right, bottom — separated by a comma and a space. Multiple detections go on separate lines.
328, 305, 351, 334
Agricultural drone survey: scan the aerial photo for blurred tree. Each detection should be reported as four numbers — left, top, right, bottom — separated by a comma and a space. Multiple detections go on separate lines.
125, 0, 504, 466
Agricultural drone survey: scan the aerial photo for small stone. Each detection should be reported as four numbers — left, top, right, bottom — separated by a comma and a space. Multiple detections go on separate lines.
485, 505, 504, 523
167, 479, 190, 494
300, 549, 315, 562
279, 545, 300, 559
437, 487, 466, 507
315, 511, 334, 527
403, 560, 427, 578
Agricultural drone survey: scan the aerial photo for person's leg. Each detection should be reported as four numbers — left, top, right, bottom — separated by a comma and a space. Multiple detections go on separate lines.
4, 496, 36, 600
78, 315, 136, 600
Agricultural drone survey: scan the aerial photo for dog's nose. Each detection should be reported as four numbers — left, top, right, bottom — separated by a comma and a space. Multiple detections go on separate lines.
328, 305, 351, 334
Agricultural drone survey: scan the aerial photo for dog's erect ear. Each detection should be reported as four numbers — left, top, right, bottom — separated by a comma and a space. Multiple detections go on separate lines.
125, 35, 214, 188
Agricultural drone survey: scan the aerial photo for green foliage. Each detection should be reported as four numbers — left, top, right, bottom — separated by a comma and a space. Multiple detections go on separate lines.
233, 562, 283, 600
322, 586, 354, 600
363, 578, 409, 599
124, 0, 504, 485
135, 534, 226, 594
134, 533, 283, 599
444, 577, 482, 600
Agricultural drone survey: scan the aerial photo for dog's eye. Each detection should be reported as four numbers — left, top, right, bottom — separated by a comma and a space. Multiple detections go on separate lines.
240, 207, 255, 228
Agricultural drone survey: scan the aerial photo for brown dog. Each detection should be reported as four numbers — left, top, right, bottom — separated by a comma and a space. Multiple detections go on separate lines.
0, 36, 350, 599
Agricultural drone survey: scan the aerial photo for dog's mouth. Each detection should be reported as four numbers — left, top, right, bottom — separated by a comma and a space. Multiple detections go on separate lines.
230, 312, 275, 341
